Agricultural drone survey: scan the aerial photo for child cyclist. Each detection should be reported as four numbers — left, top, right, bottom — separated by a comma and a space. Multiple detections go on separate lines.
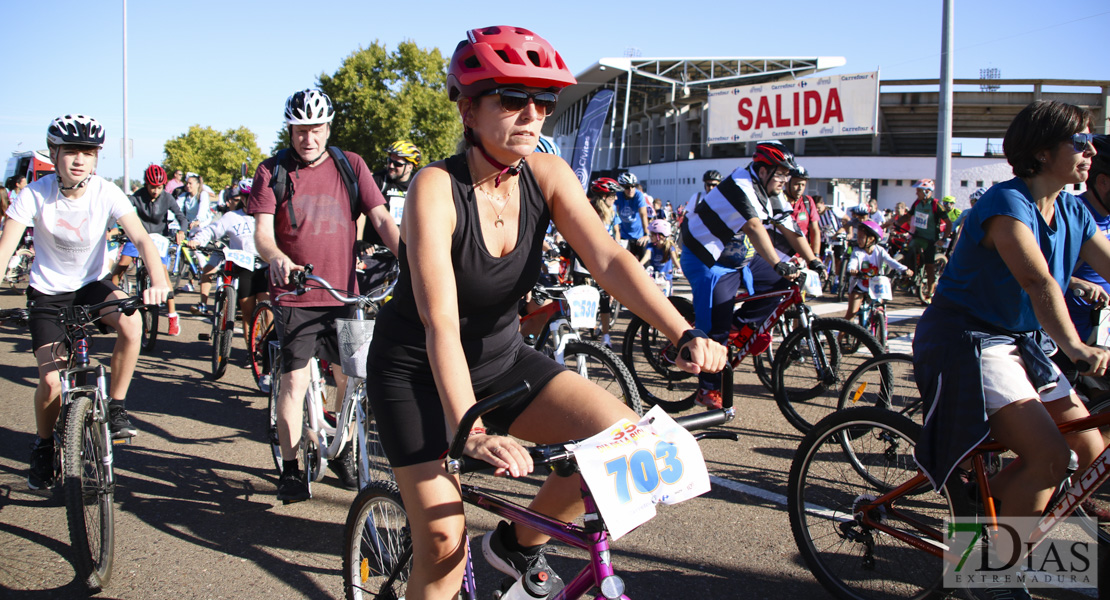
187, 178, 270, 341
0, 115, 172, 490
640, 218, 679, 296
843, 219, 912, 321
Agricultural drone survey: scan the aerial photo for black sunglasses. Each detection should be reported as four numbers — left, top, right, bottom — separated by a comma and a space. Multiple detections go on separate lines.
388, 160, 408, 168
480, 88, 558, 116
1069, 133, 1096, 153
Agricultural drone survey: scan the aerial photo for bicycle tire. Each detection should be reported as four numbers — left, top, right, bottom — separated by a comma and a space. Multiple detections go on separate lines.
211, 284, 237, 380
788, 407, 949, 600
620, 296, 697, 413
137, 266, 159, 353
872, 306, 888, 350
356, 382, 394, 488
563, 340, 644, 416
837, 354, 922, 419
1075, 398, 1110, 547
837, 258, 851, 302
343, 481, 412, 600
249, 301, 277, 394
63, 395, 114, 593
773, 318, 887, 434
915, 268, 930, 305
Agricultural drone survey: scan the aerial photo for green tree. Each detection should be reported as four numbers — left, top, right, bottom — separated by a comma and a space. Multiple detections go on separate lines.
270, 40, 461, 169
164, 125, 265, 189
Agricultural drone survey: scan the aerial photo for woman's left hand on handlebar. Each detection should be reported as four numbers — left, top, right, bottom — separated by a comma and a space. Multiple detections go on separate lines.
465, 432, 533, 478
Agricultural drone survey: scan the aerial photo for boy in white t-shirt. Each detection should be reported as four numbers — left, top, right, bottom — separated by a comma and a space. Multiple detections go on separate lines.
0, 115, 172, 490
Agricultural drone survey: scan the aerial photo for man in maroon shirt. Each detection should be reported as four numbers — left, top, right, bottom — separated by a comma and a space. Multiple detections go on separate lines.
786, 165, 820, 256
249, 89, 399, 503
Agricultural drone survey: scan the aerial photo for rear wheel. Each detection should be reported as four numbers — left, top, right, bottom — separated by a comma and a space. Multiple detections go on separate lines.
837, 354, 922, 420
249, 301, 277, 394
620, 296, 697, 413
357, 383, 393, 488
63, 395, 114, 593
563, 340, 644, 416
773, 318, 887, 434
788, 407, 949, 600
343, 481, 411, 600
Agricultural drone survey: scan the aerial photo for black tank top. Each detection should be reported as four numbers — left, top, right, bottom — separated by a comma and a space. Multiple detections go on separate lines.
371, 153, 550, 368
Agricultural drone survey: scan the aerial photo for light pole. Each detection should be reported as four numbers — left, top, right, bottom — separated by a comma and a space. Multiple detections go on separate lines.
122, 0, 129, 190
935, 0, 955, 197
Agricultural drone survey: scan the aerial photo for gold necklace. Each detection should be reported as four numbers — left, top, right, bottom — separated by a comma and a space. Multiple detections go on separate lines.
476, 178, 519, 227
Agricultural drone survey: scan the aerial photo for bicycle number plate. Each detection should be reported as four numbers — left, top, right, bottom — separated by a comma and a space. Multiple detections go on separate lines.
912, 210, 930, 230
223, 249, 258, 270
562, 285, 600, 330
868, 275, 892, 301
568, 405, 710, 540
148, 233, 171, 257
389, 196, 405, 225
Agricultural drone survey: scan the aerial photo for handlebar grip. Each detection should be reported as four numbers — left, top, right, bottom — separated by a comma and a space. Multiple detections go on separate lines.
446, 382, 532, 461
1077, 360, 1091, 372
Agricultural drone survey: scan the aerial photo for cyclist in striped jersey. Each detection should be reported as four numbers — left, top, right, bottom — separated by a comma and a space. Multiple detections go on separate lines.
679, 141, 824, 409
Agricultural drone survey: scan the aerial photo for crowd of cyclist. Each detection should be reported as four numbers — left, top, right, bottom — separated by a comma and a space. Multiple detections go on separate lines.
0, 22, 1107, 600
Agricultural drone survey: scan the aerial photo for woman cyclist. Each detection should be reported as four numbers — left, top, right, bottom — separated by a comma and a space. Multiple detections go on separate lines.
364, 26, 725, 600
912, 101, 1107, 599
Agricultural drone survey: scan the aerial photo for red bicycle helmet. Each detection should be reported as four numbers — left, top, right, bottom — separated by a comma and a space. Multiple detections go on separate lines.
752, 141, 799, 173
144, 164, 168, 186
590, 177, 622, 195
447, 26, 577, 101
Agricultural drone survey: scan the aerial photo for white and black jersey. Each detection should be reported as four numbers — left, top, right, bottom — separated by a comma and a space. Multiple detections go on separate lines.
679, 163, 801, 268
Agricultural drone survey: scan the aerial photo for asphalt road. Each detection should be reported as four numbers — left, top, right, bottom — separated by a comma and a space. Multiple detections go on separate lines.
0, 282, 1094, 600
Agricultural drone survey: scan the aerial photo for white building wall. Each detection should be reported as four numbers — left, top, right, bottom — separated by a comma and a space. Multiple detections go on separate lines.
627, 156, 1086, 213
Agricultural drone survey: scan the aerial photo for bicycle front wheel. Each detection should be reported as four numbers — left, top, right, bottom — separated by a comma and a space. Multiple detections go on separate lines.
267, 361, 283, 474
357, 382, 394, 488
343, 481, 412, 600
63, 395, 114, 593
249, 301, 277, 395
211, 284, 237, 380
837, 354, 922, 421
564, 340, 644, 416
773, 318, 887, 433
788, 407, 949, 600
137, 266, 159, 353
620, 296, 697, 413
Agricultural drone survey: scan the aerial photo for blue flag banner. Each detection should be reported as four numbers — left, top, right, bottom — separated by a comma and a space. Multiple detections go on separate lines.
569, 89, 615, 191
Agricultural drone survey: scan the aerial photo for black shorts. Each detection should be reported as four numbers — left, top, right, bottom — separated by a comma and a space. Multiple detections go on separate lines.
365, 340, 565, 468
274, 304, 352, 372
235, 265, 269, 299
27, 279, 120, 350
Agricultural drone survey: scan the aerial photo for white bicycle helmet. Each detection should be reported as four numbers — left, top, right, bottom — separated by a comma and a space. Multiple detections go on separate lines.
968, 187, 987, 202
617, 172, 638, 187
648, 219, 672, 237
284, 89, 335, 125
46, 114, 105, 148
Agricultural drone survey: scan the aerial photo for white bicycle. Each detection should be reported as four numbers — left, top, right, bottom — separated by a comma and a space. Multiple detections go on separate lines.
266, 264, 398, 493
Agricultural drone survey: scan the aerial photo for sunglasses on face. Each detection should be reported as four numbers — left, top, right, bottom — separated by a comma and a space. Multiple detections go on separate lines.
1069, 133, 1096, 153
480, 88, 559, 116
388, 160, 408, 168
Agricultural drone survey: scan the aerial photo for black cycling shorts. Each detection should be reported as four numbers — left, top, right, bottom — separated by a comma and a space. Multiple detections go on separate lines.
365, 340, 565, 468
235, 266, 270, 299
273, 304, 352, 372
27, 279, 120, 350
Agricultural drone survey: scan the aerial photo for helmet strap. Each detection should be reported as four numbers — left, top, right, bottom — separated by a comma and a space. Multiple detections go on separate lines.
465, 128, 524, 187
58, 175, 91, 192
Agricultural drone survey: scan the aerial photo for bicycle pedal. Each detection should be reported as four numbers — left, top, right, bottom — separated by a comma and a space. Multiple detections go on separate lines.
198, 333, 211, 341
112, 437, 133, 446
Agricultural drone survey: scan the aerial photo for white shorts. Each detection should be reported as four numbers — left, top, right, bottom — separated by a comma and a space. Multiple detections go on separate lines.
980, 344, 1073, 415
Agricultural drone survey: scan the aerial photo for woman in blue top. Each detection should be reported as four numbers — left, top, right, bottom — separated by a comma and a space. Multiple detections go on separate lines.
913, 101, 1107, 594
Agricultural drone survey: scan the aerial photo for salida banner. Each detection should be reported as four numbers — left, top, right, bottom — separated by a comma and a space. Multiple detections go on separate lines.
707, 71, 879, 144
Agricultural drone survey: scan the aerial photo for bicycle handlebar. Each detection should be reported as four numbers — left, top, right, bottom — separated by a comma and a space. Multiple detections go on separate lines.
1, 296, 159, 329
281, 263, 396, 305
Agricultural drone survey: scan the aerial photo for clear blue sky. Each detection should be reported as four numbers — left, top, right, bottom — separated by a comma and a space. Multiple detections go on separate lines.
2, 0, 1106, 182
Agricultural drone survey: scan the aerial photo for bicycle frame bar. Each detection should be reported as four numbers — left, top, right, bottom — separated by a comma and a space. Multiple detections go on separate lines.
460, 480, 626, 600
729, 285, 804, 362
322, 374, 364, 461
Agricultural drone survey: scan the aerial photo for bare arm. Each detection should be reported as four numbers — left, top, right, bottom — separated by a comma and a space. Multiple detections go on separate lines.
366, 204, 400, 255
776, 221, 817, 263
984, 215, 1109, 374
0, 220, 27, 278
118, 213, 172, 304
253, 212, 298, 285
808, 218, 822, 256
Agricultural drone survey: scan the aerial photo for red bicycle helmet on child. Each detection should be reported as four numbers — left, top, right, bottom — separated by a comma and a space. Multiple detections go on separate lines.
447, 26, 577, 101
144, 164, 168, 186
